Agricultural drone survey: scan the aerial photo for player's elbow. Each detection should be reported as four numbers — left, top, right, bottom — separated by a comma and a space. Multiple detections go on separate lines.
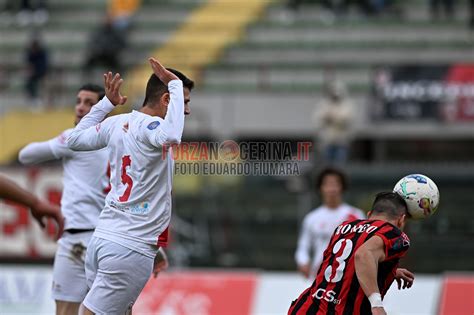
354, 248, 371, 268
66, 133, 81, 150
18, 148, 34, 165
164, 132, 182, 145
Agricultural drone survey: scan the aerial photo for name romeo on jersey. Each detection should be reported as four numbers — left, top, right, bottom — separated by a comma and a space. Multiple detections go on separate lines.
292, 219, 411, 314
335, 223, 379, 235
310, 222, 384, 305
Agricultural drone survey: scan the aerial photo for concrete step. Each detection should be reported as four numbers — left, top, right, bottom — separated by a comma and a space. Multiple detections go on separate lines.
202, 68, 371, 87
236, 40, 473, 49
222, 47, 474, 65
265, 2, 471, 22
246, 26, 472, 43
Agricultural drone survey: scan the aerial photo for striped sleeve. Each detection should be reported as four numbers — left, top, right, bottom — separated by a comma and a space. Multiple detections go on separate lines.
375, 225, 410, 261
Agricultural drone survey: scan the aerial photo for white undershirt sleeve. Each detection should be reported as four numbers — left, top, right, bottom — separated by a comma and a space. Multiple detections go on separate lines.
19, 132, 74, 164
295, 216, 312, 266
67, 96, 116, 151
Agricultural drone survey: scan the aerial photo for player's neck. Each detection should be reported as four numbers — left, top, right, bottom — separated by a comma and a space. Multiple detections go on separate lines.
369, 214, 399, 227
324, 200, 342, 210
323, 197, 342, 210
140, 106, 165, 119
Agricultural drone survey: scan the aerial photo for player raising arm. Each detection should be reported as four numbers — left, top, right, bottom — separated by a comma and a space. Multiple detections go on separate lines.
0, 174, 63, 234
18, 84, 109, 315
67, 58, 194, 315
289, 192, 415, 315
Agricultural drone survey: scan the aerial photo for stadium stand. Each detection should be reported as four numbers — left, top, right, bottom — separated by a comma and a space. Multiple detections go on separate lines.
1, 0, 473, 274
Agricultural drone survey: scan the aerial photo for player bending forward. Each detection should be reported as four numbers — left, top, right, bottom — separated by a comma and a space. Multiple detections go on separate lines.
67, 58, 193, 314
289, 192, 415, 315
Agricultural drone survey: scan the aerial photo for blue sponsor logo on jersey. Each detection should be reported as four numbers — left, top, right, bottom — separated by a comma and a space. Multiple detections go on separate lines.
147, 121, 160, 130
130, 202, 150, 215
407, 174, 427, 184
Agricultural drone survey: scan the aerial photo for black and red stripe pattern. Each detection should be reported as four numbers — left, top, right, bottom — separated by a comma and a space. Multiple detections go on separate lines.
289, 219, 410, 315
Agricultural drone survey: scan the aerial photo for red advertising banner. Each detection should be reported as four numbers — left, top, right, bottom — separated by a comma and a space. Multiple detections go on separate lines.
438, 275, 474, 315
0, 168, 61, 258
134, 272, 258, 315
445, 64, 474, 122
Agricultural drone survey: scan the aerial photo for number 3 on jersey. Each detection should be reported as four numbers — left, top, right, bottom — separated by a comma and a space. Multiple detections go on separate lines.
119, 155, 133, 202
324, 239, 353, 283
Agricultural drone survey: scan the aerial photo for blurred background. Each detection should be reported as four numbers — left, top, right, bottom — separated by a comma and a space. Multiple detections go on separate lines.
0, 0, 473, 314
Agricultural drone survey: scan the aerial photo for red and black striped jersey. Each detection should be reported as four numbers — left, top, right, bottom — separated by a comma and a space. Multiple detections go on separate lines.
288, 219, 410, 315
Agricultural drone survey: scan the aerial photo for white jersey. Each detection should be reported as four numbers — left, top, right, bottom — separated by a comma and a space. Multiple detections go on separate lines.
295, 203, 365, 277
19, 129, 109, 230
67, 80, 184, 258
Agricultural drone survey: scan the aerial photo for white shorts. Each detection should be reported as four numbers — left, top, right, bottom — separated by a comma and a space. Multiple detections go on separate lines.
83, 236, 153, 314
52, 230, 94, 302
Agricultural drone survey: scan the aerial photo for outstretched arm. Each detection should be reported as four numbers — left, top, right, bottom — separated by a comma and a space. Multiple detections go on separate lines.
67, 72, 127, 151
354, 235, 387, 315
19, 133, 73, 164
0, 175, 64, 236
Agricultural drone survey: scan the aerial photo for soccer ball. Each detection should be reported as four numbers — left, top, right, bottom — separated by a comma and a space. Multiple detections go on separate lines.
393, 174, 440, 219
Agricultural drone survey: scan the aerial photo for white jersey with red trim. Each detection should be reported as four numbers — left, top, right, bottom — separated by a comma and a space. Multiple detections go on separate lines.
67, 80, 184, 258
295, 203, 365, 277
19, 128, 109, 230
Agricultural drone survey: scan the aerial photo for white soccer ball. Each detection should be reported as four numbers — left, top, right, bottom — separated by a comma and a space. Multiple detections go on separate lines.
393, 174, 440, 219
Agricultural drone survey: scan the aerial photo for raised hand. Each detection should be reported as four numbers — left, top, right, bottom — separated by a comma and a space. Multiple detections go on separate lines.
395, 268, 415, 290
149, 57, 179, 85
104, 72, 128, 106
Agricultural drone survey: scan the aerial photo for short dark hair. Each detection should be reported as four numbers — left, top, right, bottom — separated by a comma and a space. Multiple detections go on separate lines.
371, 192, 408, 219
142, 68, 194, 107
78, 84, 105, 101
315, 167, 348, 192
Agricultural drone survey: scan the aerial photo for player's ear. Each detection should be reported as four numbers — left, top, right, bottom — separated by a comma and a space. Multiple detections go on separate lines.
161, 92, 170, 106
398, 214, 407, 229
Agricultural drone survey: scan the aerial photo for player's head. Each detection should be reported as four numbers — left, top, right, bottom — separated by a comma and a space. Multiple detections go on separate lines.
368, 192, 409, 230
315, 167, 347, 207
75, 84, 105, 125
142, 68, 194, 118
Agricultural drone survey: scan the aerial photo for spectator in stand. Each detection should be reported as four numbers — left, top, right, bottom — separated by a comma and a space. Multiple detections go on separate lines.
430, 0, 456, 20
312, 79, 354, 166
25, 34, 49, 109
108, 0, 141, 32
83, 14, 126, 74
